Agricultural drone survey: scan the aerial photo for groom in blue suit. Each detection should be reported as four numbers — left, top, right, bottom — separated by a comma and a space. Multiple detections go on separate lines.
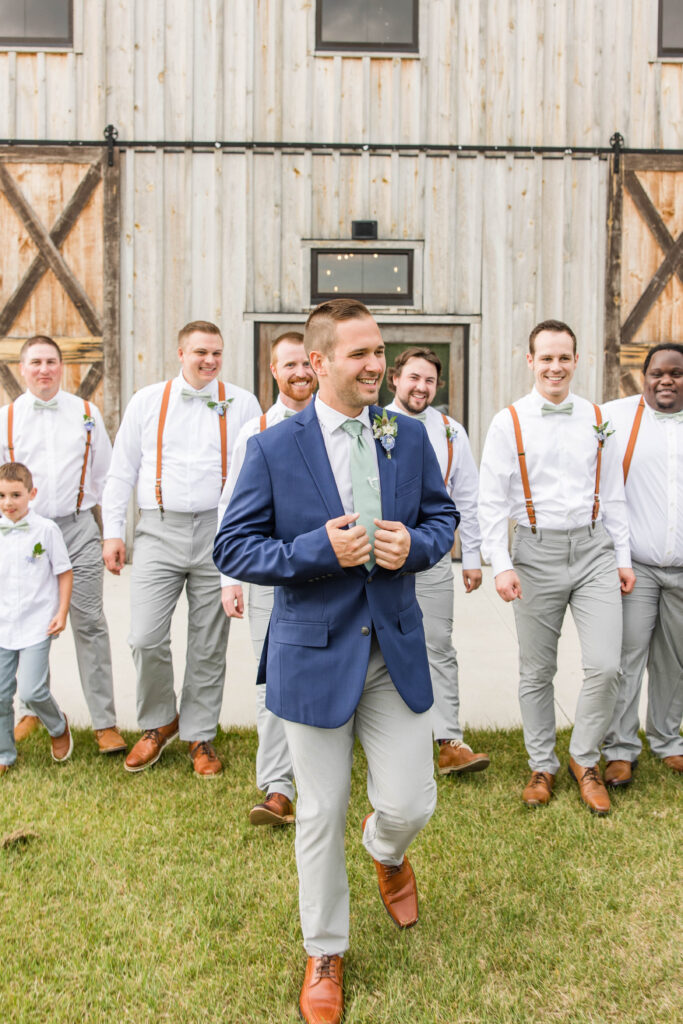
214, 299, 458, 1024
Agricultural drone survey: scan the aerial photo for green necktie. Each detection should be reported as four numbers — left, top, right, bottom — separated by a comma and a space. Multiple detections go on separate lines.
0, 520, 30, 534
34, 398, 58, 410
541, 402, 573, 416
181, 388, 212, 403
340, 419, 382, 571
654, 409, 683, 422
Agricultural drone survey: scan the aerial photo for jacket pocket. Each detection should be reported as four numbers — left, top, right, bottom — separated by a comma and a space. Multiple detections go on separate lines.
270, 618, 329, 648
398, 603, 423, 634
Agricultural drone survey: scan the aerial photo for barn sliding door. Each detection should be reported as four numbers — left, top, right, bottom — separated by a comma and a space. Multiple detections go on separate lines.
0, 147, 120, 434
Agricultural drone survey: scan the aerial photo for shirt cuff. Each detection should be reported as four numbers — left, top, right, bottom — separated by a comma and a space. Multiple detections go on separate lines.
490, 550, 514, 576
461, 552, 482, 571
102, 520, 126, 541
221, 574, 240, 588
614, 545, 632, 569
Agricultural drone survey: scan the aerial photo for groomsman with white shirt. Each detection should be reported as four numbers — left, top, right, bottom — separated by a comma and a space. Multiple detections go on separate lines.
385, 347, 490, 776
601, 343, 683, 785
102, 321, 261, 777
478, 319, 635, 815
0, 335, 125, 755
219, 331, 316, 824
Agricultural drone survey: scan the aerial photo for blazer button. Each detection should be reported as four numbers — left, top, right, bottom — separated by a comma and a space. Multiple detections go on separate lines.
361, 626, 370, 636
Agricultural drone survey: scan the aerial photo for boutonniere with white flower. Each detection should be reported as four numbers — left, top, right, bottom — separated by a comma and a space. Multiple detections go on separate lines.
26, 542, 46, 564
593, 421, 614, 445
445, 423, 458, 443
83, 413, 96, 432
207, 398, 233, 417
372, 410, 398, 459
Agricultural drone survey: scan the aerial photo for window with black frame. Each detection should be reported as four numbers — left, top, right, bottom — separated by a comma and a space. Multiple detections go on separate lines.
0, 0, 72, 48
659, 0, 683, 57
311, 250, 414, 305
316, 0, 418, 52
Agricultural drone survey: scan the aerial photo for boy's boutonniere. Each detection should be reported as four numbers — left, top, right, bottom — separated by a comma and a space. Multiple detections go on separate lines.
445, 423, 458, 443
372, 410, 398, 459
593, 421, 614, 445
207, 397, 233, 417
26, 542, 46, 563
83, 413, 96, 432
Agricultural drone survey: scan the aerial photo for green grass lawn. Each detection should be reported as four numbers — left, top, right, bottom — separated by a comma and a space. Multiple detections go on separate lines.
0, 727, 680, 1024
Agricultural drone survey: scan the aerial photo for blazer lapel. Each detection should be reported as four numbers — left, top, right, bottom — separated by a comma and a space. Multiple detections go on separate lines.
372, 405, 396, 522
293, 404, 345, 520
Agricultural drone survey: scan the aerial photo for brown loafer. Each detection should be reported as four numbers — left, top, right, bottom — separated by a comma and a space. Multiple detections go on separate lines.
299, 954, 343, 1024
14, 715, 41, 742
604, 759, 636, 788
249, 791, 295, 825
662, 754, 683, 773
522, 770, 555, 807
188, 740, 222, 777
124, 715, 179, 773
0, 764, 11, 776
438, 740, 490, 775
568, 757, 610, 815
51, 717, 73, 763
95, 727, 127, 755
362, 814, 418, 928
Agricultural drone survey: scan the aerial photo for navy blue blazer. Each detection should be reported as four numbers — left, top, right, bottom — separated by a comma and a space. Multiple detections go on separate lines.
213, 403, 459, 728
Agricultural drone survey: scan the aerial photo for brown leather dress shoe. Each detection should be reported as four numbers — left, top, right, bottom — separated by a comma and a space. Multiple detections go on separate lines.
124, 715, 179, 773
362, 814, 418, 928
437, 740, 490, 775
568, 757, 610, 815
604, 759, 636, 788
14, 715, 40, 742
51, 718, 73, 763
299, 954, 343, 1024
188, 740, 222, 777
95, 727, 127, 755
522, 771, 555, 807
662, 754, 683, 773
249, 791, 295, 825
0, 764, 11, 776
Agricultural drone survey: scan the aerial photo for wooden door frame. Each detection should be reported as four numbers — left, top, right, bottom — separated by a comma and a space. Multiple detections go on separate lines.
0, 146, 120, 434
604, 152, 683, 399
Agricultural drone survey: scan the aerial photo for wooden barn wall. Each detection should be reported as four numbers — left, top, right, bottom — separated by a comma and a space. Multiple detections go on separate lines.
0, 0, 681, 149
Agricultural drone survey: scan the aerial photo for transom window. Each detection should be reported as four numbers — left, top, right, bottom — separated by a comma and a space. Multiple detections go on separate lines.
659, 0, 683, 57
0, 0, 72, 48
311, 250, 414, 305
316, 0, 418, 53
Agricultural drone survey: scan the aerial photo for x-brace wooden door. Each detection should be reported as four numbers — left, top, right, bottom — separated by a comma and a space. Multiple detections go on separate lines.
0, 147, 120, 435
605, 153, 683, 397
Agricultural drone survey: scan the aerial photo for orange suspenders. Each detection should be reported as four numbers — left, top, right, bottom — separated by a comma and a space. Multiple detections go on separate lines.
259, 413, 267, 433
155, 381, 227, 514
441, 413, 453, 486
7, 398, 92, 513
508, 403, 604, 533
622, 395, 645, 484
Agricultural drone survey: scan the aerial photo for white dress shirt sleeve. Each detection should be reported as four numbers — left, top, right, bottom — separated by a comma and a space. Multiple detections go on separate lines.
218, 418, 260, 587
448, 427, 482, 570
478, 410, 519, 577
595, 411, 632, 568
89, 404, 113, 504
101, 393, 144, 539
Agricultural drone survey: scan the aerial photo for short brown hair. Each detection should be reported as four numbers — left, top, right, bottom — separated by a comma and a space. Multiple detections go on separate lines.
304, 299, 373, 358
387, 347, 443, 394
0, 462, 33, 490
271, 331, 305, 362
177, 321, 223, 347
19, 335, 63, 362
529, 319, 577, 355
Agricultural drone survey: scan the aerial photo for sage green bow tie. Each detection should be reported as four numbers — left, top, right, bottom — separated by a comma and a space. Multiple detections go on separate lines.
654, 409, 683, 422
0, 520, 30, 534
283, 409, 294, 418
34, 398, 58, 410
341, 419, 381, 571
181, 388, 213, 403
414, 412, 428, 423
541, 402, 573, 416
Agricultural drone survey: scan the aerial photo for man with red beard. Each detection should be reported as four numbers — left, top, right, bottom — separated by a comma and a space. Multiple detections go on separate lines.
218, 331, 316, 824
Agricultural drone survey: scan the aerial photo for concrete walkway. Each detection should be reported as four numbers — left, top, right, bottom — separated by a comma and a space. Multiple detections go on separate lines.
47, 565, 647, 733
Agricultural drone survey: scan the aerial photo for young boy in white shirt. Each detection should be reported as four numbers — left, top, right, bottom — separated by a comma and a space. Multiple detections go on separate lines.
0, 462, 73, 773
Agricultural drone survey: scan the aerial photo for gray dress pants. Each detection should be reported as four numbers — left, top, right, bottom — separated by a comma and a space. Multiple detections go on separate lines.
248, 583, 295, 800
603, 560, 683, 761
511, 523, 623, 774
415, 552, 463, 742
128, 509, 229, 742
16, 509, 117, 730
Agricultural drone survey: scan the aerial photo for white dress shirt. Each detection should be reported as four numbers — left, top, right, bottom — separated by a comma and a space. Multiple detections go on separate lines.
0, 510, 72, 650
0, 390, 111, 518
386, 403, 482, 569
102, 371, 261, 539
478, 388, 631, 576
314, 395, 380, 516
603, 394, 683, 567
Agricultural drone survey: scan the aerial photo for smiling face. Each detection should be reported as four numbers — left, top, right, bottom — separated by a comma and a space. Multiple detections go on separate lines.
643, 348, 683, 414
271, 339, 316, 410
178, 330, 223, 390
391, 356, 439, 415
310, 316, 385, 416
527, 330, 578, 403
0, 478, 36, 522
19, 342, 62, 401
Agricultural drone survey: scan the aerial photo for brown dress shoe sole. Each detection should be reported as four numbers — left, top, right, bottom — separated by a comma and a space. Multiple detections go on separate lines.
438, 755, 490, 776
249, 805, 295, 825
124, 731, 178, 773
